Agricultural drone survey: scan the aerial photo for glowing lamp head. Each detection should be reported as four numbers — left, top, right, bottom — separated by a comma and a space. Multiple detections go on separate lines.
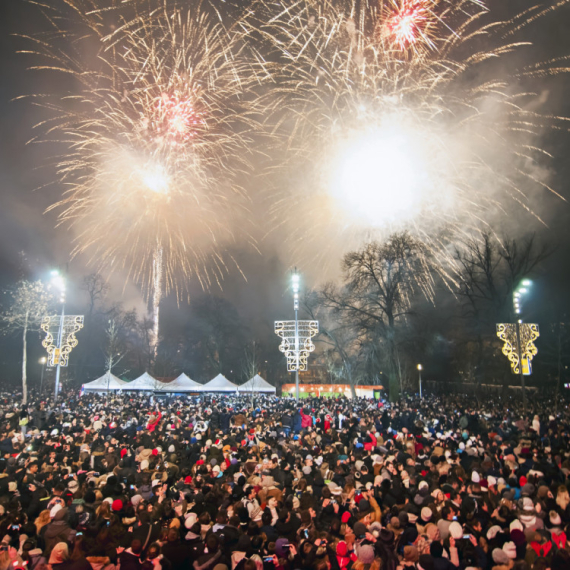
39, 357, 47, 364
417, 364, 422, 371
522, 279, 532, 286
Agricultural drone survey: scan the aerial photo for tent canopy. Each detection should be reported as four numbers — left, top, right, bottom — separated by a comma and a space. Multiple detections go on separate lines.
123, 372, 159, 391
239, 374, 276, 394
200, 373, 238, 392
83, 372, 126, 392
157, 373, 201, 393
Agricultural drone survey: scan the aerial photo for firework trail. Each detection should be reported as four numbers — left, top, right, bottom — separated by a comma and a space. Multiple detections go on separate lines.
22, 0, 262, 346
245, 0, 570, 277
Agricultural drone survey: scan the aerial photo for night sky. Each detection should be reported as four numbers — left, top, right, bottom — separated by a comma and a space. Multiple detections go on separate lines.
1, 0, 570, 384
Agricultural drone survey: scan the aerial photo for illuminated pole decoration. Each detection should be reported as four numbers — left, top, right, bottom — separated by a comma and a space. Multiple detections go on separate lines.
274, 270, 319, 401
496, 279, 538, 410
42, 270, 84, 398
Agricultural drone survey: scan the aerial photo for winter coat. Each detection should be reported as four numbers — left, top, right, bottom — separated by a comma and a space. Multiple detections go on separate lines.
117, 550, 142, 570
43, 512, 76, 558
161, 541, 192, 570
301, 413, 312, 429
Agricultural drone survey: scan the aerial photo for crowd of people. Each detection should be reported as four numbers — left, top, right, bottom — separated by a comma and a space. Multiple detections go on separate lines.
0, 391, 568, 570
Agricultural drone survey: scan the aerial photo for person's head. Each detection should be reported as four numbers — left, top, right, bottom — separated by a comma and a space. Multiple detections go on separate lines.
146, 543, 161, 560
261, 512, 272, 526
131, 539, 143, 556
267, 497, 278, 509
216, 510, 228, 525
206, 533, 219, 552
167, 529, 179, 543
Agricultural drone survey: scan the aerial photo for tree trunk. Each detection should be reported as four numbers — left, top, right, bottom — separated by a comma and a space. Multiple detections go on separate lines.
22, 311, 28, 405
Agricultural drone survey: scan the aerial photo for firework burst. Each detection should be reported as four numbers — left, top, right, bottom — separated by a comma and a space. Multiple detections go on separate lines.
246, 0, 569, 275
22, 0, 262, 341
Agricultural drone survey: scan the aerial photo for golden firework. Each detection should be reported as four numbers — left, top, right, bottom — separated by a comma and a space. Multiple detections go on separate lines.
244, 0, 569, 273
23, 0, 262, 302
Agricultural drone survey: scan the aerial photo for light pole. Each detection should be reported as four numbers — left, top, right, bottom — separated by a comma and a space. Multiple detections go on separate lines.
417, 364, 423, 398
292, 271, 300, 400
51, 271, 66, 400
513, 280, 532, 410
39, 357, 47, 395
497, 279, 539, 413
42, 271, 84, 400
275, 270, 319, 402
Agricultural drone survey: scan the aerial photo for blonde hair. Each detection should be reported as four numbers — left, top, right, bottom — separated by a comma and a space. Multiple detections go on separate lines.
35, 510, 51, 534
556, 485, 570, 510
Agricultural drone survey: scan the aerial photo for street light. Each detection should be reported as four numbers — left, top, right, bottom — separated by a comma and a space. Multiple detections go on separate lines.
39, 357, 46, 395
497, 279, 539, 411
417, 364, 423, 398
275, 269, 319, 401
51, 271, 66, 399
42, 270, 84, 399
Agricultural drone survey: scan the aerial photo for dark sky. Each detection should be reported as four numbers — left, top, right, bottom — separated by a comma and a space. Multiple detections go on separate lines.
0, 0, 570, 341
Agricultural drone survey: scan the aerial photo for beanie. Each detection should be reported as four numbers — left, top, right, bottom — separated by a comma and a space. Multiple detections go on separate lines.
492, 549, 509, 565
357, 545, 375, 565
353, 522, 367, 538
448, 521, 463, 540
112, 499, 123, 512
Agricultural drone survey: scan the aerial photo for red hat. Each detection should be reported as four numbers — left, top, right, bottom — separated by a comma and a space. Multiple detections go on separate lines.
337, 541, 348, 556
152, 449, 158, 456
196, 459, 204, 466
120, 449, 128, 458
184, 476, 193, 484
341, 512, 351, 524
519, 475, 527, 487
112, 499, 123, 511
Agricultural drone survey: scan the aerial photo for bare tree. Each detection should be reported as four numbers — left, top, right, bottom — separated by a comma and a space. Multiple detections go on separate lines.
319, 233, 431, 400
2, 280, 53, 404
81, 273, 109, 318
454, 233, 551, 391
103, 318, 128, 394
305, 291, 361, 397
241, 340, 261, 408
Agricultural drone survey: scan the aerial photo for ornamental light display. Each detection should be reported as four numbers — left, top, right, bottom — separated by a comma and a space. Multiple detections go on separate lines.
496, 279, 539, 409
275, 270, 318, 400
42, 270, 84, 398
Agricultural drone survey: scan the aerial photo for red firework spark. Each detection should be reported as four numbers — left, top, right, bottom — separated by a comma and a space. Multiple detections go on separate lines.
153, 91, 203, 143
386, 1, 428, 50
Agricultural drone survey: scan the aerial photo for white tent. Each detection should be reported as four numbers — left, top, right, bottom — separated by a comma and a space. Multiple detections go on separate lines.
82, 372, 126, 393
199, 373, 238, 392
123, 372, 159, 391
239, 374, 276, 394
157, 373, 201, 393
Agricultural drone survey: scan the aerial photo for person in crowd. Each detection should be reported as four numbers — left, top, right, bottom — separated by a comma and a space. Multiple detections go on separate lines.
0, 391, 569, 570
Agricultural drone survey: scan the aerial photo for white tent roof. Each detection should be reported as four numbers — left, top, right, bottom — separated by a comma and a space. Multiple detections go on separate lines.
199, 373, 238, 392
239, 374, 276, 394
83, 372, 126, 392
158, 373, 201, 392
123, 372, 159, 391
